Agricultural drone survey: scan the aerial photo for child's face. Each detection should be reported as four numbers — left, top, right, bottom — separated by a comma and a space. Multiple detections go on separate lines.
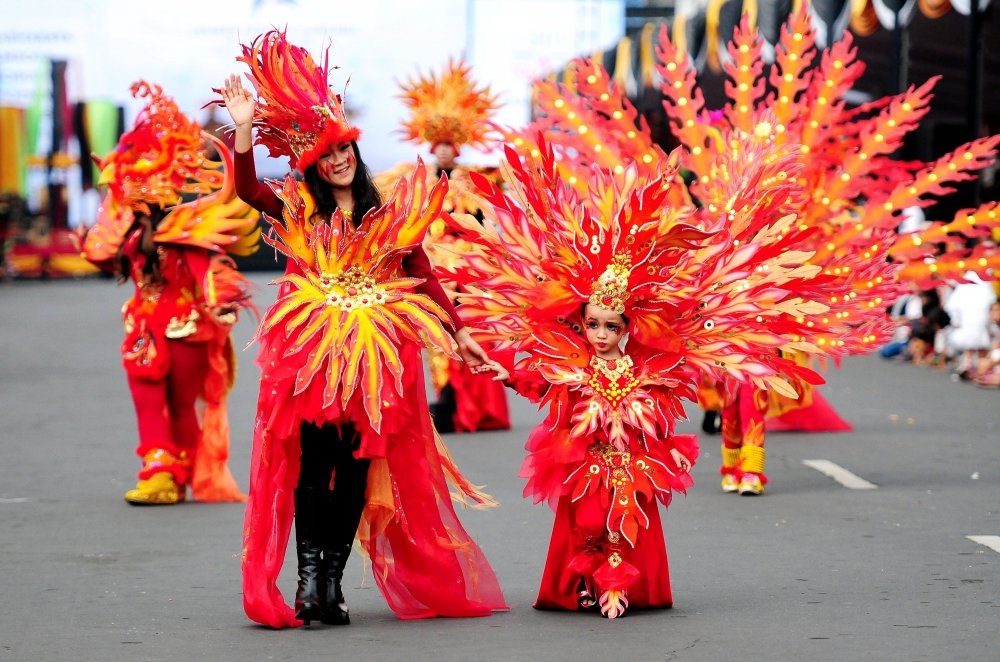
583, 304, 627, 357
990, 302, 1000, 324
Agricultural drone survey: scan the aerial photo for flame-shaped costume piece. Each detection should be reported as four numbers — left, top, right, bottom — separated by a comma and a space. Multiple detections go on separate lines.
96, 81, 222, 213
84, 82, 261, 267
256, 161, 456, 433
445, 134, 828, 613
656, 8, 998, 336
449, 137, 825, 393
376, 59, 511, 433
398, 58, 499, 152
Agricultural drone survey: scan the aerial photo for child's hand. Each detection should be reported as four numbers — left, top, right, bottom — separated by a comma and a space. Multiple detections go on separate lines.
480, 360, 510, 382
670, 448, 692, 472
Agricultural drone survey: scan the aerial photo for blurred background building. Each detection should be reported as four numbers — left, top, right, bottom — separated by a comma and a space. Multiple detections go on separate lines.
0, 0, 996, 276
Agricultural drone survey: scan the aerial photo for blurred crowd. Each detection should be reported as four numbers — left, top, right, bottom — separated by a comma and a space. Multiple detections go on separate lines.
881, 276, 1000, 388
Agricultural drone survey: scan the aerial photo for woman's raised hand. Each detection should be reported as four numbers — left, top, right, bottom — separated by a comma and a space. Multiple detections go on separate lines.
221, 74, 255, 127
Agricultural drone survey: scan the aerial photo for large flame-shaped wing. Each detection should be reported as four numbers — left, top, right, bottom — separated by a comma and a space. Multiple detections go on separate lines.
501, 59, 669, 197
447, 135, 826, 394
153, 134, 261, 255
656, 7, 999, 356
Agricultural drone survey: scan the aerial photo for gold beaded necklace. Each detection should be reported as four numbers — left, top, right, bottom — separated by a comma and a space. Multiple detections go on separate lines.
590, 355, 633, 383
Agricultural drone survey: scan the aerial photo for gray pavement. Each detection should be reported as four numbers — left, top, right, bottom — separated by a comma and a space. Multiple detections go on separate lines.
1, 275, 998, 662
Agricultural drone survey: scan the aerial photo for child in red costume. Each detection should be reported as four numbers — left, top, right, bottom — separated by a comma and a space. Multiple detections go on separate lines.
82, 81, 259, 505
450, 133, 829, 618
485, 305, 697, 618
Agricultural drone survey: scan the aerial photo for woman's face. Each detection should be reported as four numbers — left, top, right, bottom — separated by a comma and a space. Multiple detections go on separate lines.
583, 304, 627, 358
317, 142, 356, 189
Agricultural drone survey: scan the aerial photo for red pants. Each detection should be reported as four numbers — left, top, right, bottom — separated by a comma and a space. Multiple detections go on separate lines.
127, 340, 208, 480
721, 383, 767, 451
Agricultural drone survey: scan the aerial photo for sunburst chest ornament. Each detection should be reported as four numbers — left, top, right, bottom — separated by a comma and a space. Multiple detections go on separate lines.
317, 267, 387, 310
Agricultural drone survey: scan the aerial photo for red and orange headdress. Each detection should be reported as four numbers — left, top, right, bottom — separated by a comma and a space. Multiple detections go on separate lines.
233, 29, 359, 173
97, 81, 221, 213
398, 59, 498, 155
84, 82, 260, 267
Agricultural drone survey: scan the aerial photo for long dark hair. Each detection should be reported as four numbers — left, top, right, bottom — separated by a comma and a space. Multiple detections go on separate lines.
303, 141, 382, 226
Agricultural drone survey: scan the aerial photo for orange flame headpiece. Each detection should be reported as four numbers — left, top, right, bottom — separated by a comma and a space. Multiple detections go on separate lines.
399, 59, 498, 153
235, 29, 360, 172
98, 81, 221, 212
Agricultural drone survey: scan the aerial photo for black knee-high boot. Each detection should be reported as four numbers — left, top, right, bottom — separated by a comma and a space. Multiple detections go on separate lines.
321, 456, 370, 625
293, 487, 325, 625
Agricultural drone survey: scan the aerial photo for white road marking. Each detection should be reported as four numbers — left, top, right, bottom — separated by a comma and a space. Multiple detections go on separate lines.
802, 459, 878, 490
966, 536, 1000, 554
0, 497, 31, 504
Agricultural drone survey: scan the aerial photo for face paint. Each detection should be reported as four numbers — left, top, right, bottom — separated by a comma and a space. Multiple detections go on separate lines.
318, 143, 357, 188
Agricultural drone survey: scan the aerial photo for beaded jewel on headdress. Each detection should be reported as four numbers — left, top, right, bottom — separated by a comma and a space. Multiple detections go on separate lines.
589, 253, 631, 315
98, 81, 221, 213
398, 59, 498, 153
231, 29, 360, 172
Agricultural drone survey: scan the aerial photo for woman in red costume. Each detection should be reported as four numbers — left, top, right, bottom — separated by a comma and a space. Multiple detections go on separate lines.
219, 30, 506, 628
83, 82, 258, 506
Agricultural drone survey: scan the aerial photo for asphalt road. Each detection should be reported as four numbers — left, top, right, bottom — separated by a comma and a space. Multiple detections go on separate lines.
1, 275, 997, 661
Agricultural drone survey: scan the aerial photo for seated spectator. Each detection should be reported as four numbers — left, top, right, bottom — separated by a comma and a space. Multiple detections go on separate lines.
945, 273, 998, 380
881, 286, 923, 359
974, 301, 1000, 388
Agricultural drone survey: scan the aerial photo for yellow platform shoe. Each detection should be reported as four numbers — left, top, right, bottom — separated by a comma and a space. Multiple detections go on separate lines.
720, 445, 741, 493
124, 471, 185, 505
738, 472, 764, 495
721, 473, 741, 493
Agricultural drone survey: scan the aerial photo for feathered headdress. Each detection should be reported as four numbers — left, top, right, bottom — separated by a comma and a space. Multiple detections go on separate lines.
398, 59, 498, 154
232, 29, 359, 172
97, 81, 221, 213
84, 82, 260, 265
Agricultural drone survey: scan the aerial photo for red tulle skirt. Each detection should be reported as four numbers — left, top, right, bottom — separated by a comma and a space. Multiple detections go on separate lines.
520, 416, 696, 612
241, 342, 508, 627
